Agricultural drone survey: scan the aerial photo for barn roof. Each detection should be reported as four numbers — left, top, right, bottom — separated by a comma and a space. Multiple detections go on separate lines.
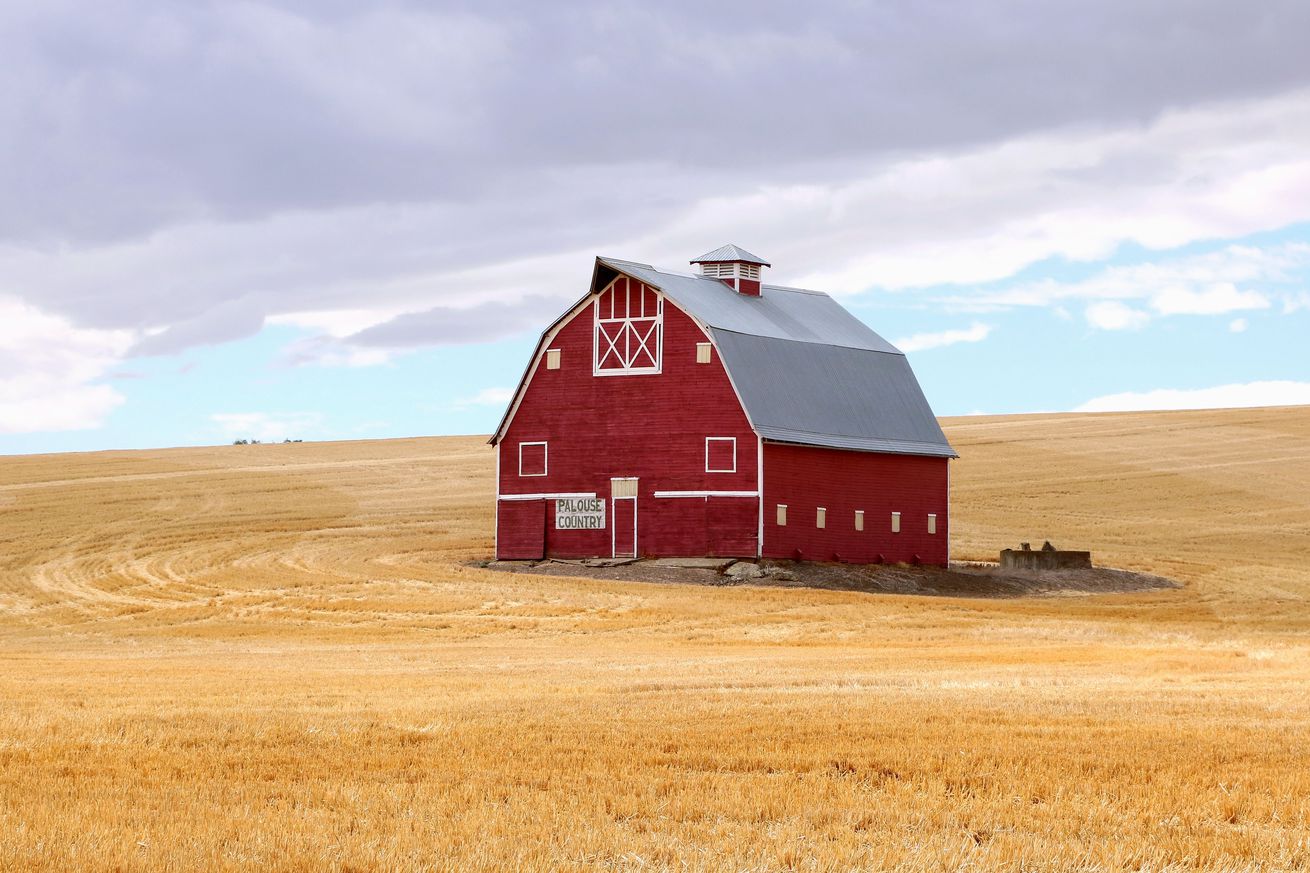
595, 257, 957, 459
690, 244, 771, 266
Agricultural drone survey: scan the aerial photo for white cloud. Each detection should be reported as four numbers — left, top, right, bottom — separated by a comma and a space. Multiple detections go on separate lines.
210, 412, 324, 442
958, 242, 1310, 315
451, 386, 514, 409
1150, 282, 1269, 315
1085, 301, 1150, 331
0, 297, 132, 434
1229, 318, 1248, 333
1075, 381, 1310, 413
893, 322, 992, 352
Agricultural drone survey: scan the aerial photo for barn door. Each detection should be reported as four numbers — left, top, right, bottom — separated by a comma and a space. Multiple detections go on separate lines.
611, 478, 637, 558
497, 499, 546, 560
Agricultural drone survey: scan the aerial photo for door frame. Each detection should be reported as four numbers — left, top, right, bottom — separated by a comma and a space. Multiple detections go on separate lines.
611, 477, 638, 558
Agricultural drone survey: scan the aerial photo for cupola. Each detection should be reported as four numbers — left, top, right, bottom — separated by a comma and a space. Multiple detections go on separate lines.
690, 244, 771, 297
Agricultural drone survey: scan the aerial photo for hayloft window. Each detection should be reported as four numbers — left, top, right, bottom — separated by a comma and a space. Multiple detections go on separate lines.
928, 513, 937, 535
705, 437, 736, 473
545, 349, 561, 370
891, 511, 901, 533
776, 504, 787, 526
854, 510, 864, 531
594, 277, 662, 375
816, 507, 826, 529
519, 442, 547, 477
696, 342, 712, 364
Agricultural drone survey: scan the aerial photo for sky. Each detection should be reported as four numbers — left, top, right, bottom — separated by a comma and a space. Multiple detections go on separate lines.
3, 1, 1310, 454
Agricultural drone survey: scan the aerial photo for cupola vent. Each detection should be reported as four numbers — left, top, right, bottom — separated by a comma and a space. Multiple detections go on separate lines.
690, 244, 770, 297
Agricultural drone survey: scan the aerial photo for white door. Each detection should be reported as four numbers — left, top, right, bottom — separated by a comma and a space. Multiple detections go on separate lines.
611, 478, 637, 557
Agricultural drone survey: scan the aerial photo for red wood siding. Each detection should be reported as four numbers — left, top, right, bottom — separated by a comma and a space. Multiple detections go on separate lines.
498, 277, 758, 559
761, 443, 949, 565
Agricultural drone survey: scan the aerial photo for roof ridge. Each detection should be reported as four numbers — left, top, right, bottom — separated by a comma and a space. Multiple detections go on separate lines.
710, 326, 905, 356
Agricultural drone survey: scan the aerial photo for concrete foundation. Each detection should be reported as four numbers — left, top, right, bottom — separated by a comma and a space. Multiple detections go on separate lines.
1000, 541, 1091, 570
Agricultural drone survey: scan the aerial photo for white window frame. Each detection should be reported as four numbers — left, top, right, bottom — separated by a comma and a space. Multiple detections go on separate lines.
928, 513, 937, 535
816, 507, 826, 529
776, 504, 787, 526
854, 510, 864, 531
593, 280, 663, 376
891, 511, 901, 533
696, 342, 712, 364
545, 348, 561, 370
518, 441, 547, 477
705, 437, 736, 473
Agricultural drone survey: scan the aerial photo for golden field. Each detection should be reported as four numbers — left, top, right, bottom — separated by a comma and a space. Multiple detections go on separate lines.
1, 406, 1309, 871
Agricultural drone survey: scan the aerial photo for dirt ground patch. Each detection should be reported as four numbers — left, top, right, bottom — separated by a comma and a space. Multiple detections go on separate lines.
478, 558, 1181, 598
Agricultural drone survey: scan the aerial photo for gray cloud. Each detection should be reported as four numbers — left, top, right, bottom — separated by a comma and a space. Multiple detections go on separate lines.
7, 1, 1310, 246
4, 0, 1310, 363
347, 295, 565, 347
128, 296, 266, 356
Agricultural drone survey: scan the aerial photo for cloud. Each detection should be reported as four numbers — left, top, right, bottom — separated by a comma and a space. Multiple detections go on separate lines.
129, 296, 266, 356
0, 297, 131, 434
2, 4, 1310, 369
894, 322, 992, 353
1229, 318, 1248, 333
452, 387, 514, 409
961, 241, 1310, 319
210, 412, 323, 442
1075, 381, 1310, 413
1150, 283, 1269, 316
347, 296, 563, 349
1085, 301, 1150, 330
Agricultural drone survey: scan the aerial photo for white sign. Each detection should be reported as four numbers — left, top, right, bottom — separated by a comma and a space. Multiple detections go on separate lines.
555, 497, 606, 530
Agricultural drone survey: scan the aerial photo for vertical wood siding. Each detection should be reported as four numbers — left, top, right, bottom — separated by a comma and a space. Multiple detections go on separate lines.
498, 277, 758, 559
761, 443, 949, 566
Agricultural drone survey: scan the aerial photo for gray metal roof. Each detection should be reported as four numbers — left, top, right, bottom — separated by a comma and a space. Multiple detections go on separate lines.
712, 331, 957, 457
689, 244, 771, 266
600, 258, 897, 352
595, 257, 957, 459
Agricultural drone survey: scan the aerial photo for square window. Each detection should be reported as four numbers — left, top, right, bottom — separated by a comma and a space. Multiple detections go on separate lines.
928, 513, 937, 535
696, 342, 712, 364
776, 504, 787, 526
519, 442, 547, 477
545, 349, 561, 370
816, 507, 826, 529
891, 511, 901, 533
705, 437, 736, 473
854, 510, 864, 531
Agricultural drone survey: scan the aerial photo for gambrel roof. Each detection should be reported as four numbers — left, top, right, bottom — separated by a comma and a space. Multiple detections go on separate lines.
596, 258, 957, 458
491, 256, 956, 459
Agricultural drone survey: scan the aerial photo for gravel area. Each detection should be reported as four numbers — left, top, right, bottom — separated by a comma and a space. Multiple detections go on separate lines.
476, 557, 1180, 599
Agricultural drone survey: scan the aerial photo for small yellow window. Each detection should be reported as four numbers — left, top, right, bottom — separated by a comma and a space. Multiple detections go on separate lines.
854, 510, 864, 531
545, 349, 561, 370
696, 342, 712, 364
891, 511, 901, 533
928, 513, 937, 535
776, 504, 787, 526
816, 507, 826, 529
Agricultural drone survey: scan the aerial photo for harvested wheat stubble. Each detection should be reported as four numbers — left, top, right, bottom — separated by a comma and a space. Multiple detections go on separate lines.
1, 406, 1309, 871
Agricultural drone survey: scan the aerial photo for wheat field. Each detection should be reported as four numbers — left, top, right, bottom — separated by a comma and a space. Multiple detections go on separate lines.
1, 406, 1309, 871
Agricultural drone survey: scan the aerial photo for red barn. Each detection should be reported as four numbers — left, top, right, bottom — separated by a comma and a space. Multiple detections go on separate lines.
489, 245, 958, 565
